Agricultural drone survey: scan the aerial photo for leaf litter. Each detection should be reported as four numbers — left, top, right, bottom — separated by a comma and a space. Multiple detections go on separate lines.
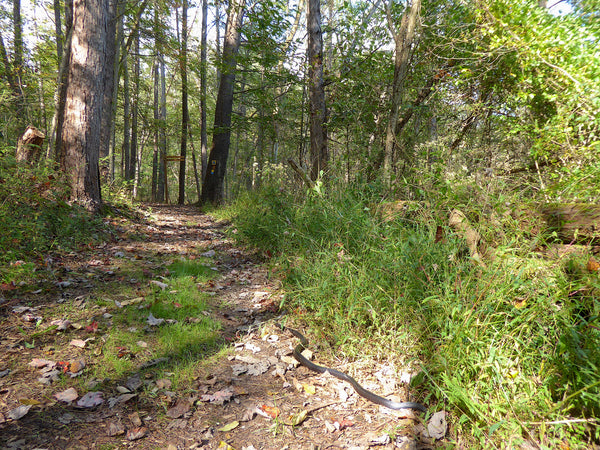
0, 205, 430, 449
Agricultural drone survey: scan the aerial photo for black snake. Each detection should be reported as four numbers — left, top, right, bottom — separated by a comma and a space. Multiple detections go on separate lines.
279, 324, 426, 413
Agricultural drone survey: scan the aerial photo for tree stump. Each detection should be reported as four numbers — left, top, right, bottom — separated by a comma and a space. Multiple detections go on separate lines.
16, 126, 45, 164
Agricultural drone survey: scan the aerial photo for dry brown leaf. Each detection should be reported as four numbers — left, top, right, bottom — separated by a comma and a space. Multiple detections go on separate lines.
166, 398, 191, 418
259, 404, 280, 419
54, 387, 78, 403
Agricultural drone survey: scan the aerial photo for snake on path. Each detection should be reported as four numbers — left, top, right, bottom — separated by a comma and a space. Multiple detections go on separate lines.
278, 324, 427, 413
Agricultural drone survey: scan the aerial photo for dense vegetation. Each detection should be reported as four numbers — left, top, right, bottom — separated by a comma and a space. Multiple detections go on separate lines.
1, 0, 599, 446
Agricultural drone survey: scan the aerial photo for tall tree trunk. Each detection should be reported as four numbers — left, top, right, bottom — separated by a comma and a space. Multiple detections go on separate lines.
307, 0, 328, 181
152, 20, 160, 202
214, 1, 222, 91
47, 0, 73, 162
158, 50, 167, 202
106, 0, 124, 180
0, 32, 17, 94
130, 28, 140, 186
12, 0, 23, 84
53, 0, 63, 65
200, 0, 208, 180
60, 0, 116, 213
200, 0, 245, 205
382, 0, 420, 186
122, 53, 131, 180
178, 0, 189, 204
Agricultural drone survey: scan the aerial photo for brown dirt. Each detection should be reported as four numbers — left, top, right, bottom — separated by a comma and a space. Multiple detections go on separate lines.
0, 205, 433, 450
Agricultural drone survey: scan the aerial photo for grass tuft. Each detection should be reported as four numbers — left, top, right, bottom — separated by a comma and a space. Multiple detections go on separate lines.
225, 182, 600, 447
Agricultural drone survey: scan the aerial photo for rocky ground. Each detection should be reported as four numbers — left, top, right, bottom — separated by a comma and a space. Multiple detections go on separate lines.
0, 205, 440, 450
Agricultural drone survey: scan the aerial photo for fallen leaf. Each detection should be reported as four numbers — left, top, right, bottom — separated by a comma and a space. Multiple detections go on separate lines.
77, 391, 104, 408
302, 383, 316, 395
8, 404, 32, 420
129, 411, 143, 427
107, 393, 137, 408
218, 421, 240, 432
150, 280, 168, 290
125, 373, 142, 391
58, 413, 74, 425
55, 387, 78, 403
287, 409, 308, 426
85, 321, 99, 333
427, 410, 447, 440
51, 319, 72, 331
259, 405, 280, 419
69, 359, 86, 373
167, 398, 191, 418
69, 339, 87, 348
200, 388, 234, 405
156, 378, 172, 389
29, 358, 55, 369
126, 426, 148, 441
106, 420, 126, 436
146, 312, 165, 326
18, 398, 41, 406
337, 418, 354, 430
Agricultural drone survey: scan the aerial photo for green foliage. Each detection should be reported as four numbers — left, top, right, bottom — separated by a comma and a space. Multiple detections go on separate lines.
0, 154, 109, 271
226, 183, 600, 447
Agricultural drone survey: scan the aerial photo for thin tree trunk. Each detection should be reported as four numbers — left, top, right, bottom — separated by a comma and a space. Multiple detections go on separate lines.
158, 50, 167, 202
382, 0, 420, 186
151, 12, 160, 202
122, 53, 131, 180
47, 0, 73, 162
130, 28, 140, 186
0, 32, 16, 92
307, 0, 328, 181
106, 0, 124, 179
53, 0, 63, 65
178, 0, 189, 204
200, 0, 245, 205
12, 0, 23, 85
200, 0, 208, 180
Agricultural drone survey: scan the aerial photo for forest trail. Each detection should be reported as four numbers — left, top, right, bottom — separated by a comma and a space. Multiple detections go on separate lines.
0, 205, 429, 450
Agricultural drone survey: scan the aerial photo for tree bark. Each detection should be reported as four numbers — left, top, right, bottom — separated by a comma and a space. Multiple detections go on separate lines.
60, 0, 116, 213
53, 0, 63, 65
130, 28, 140, 187
47, 0, 73, 161
200, 0, 245, 205
383, 0, 420, 186
200, 0, 209, 180
307, 0, 328, 181
178, 0, 189, 204
106, 0, 123, 179
122, 52, 131, 180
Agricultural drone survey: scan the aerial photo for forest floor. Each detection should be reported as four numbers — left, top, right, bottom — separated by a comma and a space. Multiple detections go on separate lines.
0, 205, 433, 450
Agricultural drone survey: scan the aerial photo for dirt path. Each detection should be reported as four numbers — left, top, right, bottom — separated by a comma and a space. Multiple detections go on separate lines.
0, 205, 431, 450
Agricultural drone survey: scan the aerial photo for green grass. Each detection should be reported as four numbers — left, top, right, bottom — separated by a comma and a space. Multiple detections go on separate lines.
90, 258, 222, 387
224, 182, 600, 448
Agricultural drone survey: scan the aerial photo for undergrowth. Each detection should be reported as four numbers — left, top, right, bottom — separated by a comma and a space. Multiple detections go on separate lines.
225, 181, 600, 448
0, 153, 110, 279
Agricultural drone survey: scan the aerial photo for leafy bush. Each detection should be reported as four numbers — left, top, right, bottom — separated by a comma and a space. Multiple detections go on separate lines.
0, 153, 110, 275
